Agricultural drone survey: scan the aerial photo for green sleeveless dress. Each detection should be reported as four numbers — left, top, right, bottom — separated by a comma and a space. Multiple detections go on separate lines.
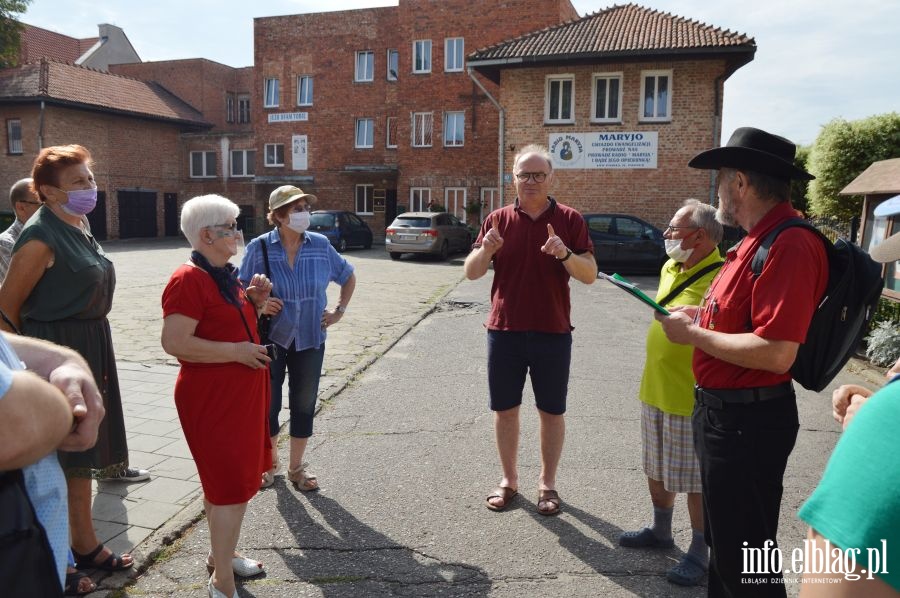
14, 206, 128, 478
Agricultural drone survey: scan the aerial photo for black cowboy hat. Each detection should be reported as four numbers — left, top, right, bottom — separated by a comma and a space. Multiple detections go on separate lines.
688, 127, 814, 181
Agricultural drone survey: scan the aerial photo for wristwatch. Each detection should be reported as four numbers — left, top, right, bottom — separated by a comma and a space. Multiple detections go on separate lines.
558, 249, 573, 262
335, 305, 347, 314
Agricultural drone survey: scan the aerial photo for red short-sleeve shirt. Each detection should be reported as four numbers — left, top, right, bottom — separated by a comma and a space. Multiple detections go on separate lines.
474, 197, 593, 333
693, 202, 829, 388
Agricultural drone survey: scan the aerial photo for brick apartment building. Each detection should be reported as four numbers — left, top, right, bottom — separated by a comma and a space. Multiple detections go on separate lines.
253, 0, 579, 235
468, 4, 756, 229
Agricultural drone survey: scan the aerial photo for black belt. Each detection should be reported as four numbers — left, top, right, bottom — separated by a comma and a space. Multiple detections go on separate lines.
694, 382, 794, 409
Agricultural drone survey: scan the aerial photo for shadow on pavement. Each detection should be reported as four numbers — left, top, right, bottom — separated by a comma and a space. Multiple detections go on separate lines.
270, 485, 491, 597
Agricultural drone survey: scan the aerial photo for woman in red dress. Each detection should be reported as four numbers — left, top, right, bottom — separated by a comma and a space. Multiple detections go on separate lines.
161, 194, 273, 598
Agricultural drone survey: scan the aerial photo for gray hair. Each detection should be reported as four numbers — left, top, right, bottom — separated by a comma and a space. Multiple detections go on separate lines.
180, 194, 240, 249
683, 198, 723, 244
9, 178, 36, 207
513, 144, 553, 172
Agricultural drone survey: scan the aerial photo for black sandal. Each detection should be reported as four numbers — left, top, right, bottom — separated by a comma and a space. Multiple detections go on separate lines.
64, 569, 96, 595
72, 543, 134, 571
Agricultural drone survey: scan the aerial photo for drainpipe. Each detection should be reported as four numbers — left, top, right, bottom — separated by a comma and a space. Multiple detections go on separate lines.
38, 101, 45, 150
467, 67, 504, 208
709, 71, 726, 206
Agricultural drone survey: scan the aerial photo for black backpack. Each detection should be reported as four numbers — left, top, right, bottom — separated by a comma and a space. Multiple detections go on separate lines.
751, 218, 884, 392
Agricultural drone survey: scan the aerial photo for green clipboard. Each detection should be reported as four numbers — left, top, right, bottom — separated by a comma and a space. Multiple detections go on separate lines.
598, 272, 670, 315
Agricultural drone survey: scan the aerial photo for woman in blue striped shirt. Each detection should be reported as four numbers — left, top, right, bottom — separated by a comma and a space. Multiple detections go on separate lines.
239, 186, 356, 492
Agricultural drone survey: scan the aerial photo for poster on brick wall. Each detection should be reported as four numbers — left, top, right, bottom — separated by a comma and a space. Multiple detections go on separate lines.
292, 135, 308, 171
549, 132, 658, 170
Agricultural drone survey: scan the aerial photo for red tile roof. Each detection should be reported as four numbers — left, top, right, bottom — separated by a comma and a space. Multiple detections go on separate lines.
19, 23, 84, 64
470, 3, 755, 62
0, 59, 210, 127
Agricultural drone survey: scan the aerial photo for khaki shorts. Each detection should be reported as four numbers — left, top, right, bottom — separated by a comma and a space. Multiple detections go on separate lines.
640, 402, 702, 494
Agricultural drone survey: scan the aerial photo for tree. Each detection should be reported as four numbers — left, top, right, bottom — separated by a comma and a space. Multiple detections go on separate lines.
0, 0, 32, 69
806, 113, 900, 222
791, 144, 811, 216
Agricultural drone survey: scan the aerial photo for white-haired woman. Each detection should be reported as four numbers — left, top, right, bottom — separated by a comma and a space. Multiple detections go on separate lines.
160, 195, 274, 598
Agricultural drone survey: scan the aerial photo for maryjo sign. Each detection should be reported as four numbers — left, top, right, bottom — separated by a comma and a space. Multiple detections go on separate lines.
549, 132, 658, 170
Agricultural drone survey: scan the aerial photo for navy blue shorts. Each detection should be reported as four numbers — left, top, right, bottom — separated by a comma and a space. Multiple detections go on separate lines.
487, 330, 572, 415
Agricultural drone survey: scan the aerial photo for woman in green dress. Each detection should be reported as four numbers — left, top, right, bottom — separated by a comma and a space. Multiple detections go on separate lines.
0, 145, 143, 573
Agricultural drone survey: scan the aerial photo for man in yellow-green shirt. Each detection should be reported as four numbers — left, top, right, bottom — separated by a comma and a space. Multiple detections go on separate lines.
619, 199, 724, 587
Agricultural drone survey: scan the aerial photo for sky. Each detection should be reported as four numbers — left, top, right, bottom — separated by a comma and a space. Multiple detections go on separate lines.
18, 0, 900, 146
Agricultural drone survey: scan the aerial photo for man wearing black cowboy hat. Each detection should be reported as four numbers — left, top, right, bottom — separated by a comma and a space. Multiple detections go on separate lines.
655, 127, 830, 597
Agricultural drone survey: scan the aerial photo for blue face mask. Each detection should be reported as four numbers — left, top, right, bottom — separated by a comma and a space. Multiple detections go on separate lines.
59, 188, 98, 216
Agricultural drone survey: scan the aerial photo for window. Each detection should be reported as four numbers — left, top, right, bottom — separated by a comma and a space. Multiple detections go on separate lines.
355, 118, 374, 148
355, 51, 374, 82
545, 75, 574, 123
445, 188, 466, 221
443, 111, 464, 147
412, 112, 433, 147
591, 73, 622, 122
355, 184, 374, 214
413, 40, 432, 73
481, 187, 498, 214
190, 151, 216, 178
264, 143, 284, 167
386, 116, 398, 148
238, 94, 251, 124
264, 78, 279, 108
444, 37, 464, 72
387, 49, 399, 81
7, 119, 22, 154
297, 76, 313, 106
640, 70, 672, 122
230, 149, 256, 177
410, 188, 431, 212
225, 93, 235, 123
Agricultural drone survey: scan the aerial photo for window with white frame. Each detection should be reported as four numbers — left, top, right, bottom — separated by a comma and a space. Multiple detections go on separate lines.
7, 119, 22, 154
410, 187, 431, 212
238, 94, 250, 123
640, 70, 672, 121
264, 144, 284, 167
355, 184, 374, 214
386, 116, 398, 148
355, 118, 374, 148
412, 112, 433, 147
355, 51, 374, 82
230, 149, 256, 177
545, 75, 574, 123
443, 111, 464, 147
387, 49, 399, 81
264, 78, 279, 108
445, 37, 464, 72
225, 93, 235, 123
481, 187, 498, 214
297, 76, 313, 106
445, 187, 466, 221
591, 73, 622, 122
190, 151, 216, 178
413, 40, 432, 73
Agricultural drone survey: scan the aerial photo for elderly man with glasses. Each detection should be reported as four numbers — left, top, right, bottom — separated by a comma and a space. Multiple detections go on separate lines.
465, 144, 595, 516
0, 178, 43, 282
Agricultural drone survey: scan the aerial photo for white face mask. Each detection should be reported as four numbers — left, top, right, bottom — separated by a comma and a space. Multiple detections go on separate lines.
286, 210, 310, 233
665, 238, 694, 263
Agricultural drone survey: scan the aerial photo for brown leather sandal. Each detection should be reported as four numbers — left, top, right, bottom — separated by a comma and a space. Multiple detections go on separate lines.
485, 486, 518, 511
537, 489, 561, 516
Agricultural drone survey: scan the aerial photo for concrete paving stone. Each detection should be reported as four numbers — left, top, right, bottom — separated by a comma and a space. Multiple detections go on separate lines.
138, 405, 181, 422
125, 433, 179, 453
146, 455, 199, 480
124, 477, 200, 504
124, 499, 186, 529
93, 518, 130, 546
90, 491, 132, 522
122, 402, 157, 417
125, 417, 181, 437
104, 524, 156, 559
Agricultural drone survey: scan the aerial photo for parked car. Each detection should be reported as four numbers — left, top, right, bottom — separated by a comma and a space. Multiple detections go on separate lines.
309, 210, 373, 252
385, 212, 473, 260
583, 213, 666, 274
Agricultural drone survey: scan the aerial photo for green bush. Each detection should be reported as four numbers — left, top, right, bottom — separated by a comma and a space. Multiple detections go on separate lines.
865, 321, 900, 367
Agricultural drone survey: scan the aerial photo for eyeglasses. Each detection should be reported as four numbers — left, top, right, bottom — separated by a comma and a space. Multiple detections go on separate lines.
514, 172, 548, 183
665, 225, 700, 233
289, 204, 311, 213
211, 222, 238, 231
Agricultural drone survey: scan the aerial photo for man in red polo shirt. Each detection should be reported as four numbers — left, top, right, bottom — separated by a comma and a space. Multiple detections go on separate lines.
464, 144, 595, 516
656, 127, 829, 597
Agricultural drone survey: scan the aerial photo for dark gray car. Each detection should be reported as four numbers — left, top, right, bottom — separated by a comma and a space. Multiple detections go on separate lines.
584, 213, 666, 274
385, 212, 473, 260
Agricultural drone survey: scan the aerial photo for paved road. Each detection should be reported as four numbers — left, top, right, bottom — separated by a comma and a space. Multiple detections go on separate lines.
79, 239, 881, 597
